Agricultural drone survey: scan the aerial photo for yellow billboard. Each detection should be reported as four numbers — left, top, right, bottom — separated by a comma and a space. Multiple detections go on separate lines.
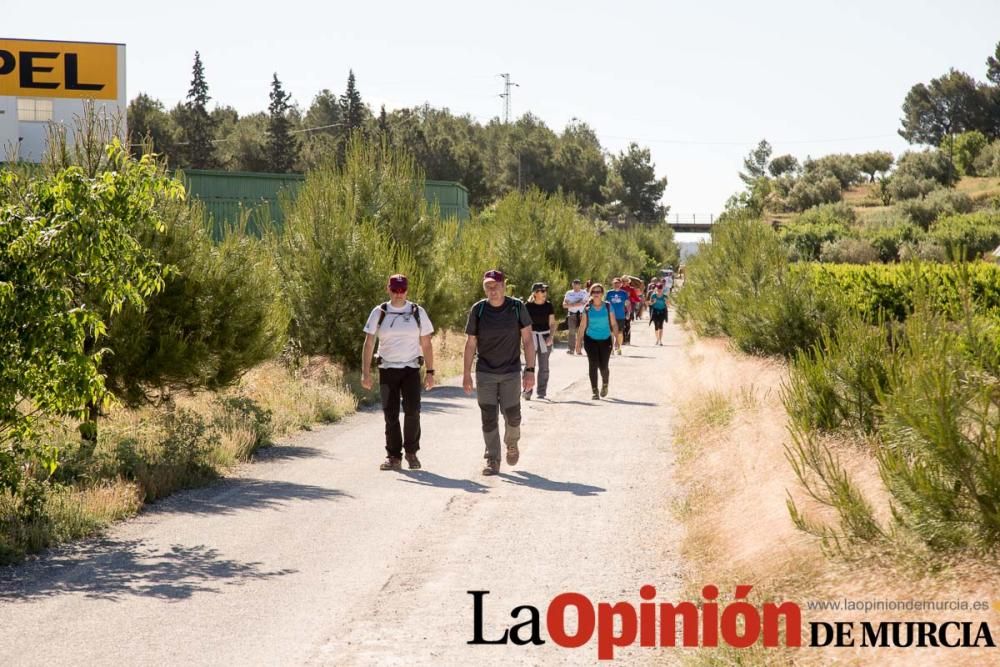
0, 39, 118, 100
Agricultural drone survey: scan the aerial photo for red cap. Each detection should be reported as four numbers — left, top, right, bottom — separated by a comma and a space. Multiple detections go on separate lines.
483, 269, 505, 283
388, 274, 408, 292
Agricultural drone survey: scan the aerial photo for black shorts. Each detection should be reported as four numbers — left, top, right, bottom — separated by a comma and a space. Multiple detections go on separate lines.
651, 309, 667, 330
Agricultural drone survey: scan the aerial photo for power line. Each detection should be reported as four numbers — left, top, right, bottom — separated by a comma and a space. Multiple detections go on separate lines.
597, 133, 900, 147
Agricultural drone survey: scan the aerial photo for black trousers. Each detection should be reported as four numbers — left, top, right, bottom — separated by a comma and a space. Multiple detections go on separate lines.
379, 366, 421, 458
583, 335, 612, 390
621, 315, 632, 344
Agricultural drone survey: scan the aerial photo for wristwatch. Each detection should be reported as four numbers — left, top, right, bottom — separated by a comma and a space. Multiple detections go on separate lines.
524, 367, 535, 373
426, 369, 435, 375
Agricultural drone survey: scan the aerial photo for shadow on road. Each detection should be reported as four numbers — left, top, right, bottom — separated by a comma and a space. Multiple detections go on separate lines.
396, 470, 489, 494
602, 398, 658, 406
422, 386, 472, 399
252, 445, 328, 462
498, 471, 605, 496
0, 539, 296, 602
144, 478, 351, 516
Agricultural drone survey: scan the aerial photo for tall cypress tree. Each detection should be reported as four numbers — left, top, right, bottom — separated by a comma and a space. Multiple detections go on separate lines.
341, 70, 366, 132
182, 51, 217, 169
266, 73, 299, 173
377, 104, 391, 141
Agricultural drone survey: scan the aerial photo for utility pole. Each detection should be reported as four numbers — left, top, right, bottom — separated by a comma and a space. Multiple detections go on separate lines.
498, 73, 519, 124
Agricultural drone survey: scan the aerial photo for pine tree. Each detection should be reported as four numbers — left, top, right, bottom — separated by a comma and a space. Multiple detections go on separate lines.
181, 51, 217, 169
377, 105, 391, 141
266, 73, 299, 173
341, 70, 367, 132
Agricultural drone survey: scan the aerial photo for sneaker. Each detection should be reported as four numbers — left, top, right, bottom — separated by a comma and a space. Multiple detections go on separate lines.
601, 382, 609, 397
379, 457, 402, 471
616, 348, 622, 355
506, 443, 520, 466
566, 349, 575, 355
592, 390, 600, 400
405, 452, 421, 470
483, 459, 500, 475
522, 390, 532, 401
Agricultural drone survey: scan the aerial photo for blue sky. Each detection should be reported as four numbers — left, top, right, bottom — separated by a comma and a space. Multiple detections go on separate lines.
7, 0, 1000, 214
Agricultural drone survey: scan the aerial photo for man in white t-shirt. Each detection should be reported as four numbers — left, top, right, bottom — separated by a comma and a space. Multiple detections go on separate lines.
361, 274, 435, 471
562, 279, 588, 355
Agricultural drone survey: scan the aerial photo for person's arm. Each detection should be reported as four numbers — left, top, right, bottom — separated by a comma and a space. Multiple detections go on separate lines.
547, 313, 556, 346
463, 335, 477, 394
575, 312, 588, 354
420, 334, 435, 390
610, 311, 619, 337
361, 333, 377, 390
562, 293, 571, 310
521, 326, 536, 392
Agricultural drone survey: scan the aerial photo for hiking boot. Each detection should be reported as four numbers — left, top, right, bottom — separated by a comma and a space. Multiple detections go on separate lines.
506, 443, 520, 466
405, 452, 421, 470
601, 382, 609, 398
379, 456, 402, 471
522, 390, 532, 401
592, 390, 600, 400
483, 459, 500, 476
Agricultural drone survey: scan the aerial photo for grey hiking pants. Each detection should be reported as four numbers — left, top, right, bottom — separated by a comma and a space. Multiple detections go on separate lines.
476, 371, 522, 462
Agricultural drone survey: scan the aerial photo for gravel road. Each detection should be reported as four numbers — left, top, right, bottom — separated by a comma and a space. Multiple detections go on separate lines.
1, 321, 684, 666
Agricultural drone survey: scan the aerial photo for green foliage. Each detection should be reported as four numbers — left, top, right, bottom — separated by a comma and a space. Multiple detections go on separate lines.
178, 51, 218, 169
127, 93, 179, 161
274, 135, 424, 364
860, 218, 923, 262
899, 69, 993, 146
675, 213, 840, 355
948, 131, 989, 176
780, 203, 855, 260
894, 149, 955, 189
895, 187, 974, 229
768, 154, 799, 178
602, 142, 669, 223
875, 309, 1000, 549
972, 140, 1000, 177
928, 211, 1000, 260
856, 151, 894, 182
819, 238, 879, 264
100, 197, 289, 406
784, 317, 894, 434
803, 154, 863, 190
784, 172, 842, 212
0, 143, 182, 496
739, 139, 772, 185
266, 74, 299, 173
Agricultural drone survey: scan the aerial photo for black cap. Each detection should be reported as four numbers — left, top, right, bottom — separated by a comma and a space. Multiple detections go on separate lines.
531, 282, 547, 292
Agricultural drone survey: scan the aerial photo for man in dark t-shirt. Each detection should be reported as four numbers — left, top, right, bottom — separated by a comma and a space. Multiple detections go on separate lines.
463, 269, 535, 475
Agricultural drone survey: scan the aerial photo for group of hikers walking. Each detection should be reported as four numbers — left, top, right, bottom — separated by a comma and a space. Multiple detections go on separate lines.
360, 269, 672, 475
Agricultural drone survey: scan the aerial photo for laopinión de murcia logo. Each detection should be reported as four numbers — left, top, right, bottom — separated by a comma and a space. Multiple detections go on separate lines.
467, 586, 997, 660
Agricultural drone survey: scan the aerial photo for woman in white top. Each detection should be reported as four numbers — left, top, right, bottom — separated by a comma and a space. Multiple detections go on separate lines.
361, 274, 435, 471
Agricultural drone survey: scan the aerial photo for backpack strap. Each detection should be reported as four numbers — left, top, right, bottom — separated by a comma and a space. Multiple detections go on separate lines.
376, 302, 389, 330
473, 297, 522, 335
377, 301, 422, 332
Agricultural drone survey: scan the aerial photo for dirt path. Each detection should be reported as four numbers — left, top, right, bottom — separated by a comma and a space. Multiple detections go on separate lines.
1, 321, 686, 666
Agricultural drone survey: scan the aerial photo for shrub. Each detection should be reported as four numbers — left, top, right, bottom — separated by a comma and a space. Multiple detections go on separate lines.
895, 188, 973, 229
972, 140, 1000, 177
784, 173, 842, 212
948, 130, 989, 177
860, 215, 923, 262
887, 173, 939, 202
819, 238, 880, 264
875, 310, 1000, 549
929, 211, 1000, 260
895, 149, 954, 187
803, 154, 863, 189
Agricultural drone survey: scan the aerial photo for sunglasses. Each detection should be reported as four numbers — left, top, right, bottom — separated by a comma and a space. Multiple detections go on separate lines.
389, 287, 407, 294
591, 290, 604, 295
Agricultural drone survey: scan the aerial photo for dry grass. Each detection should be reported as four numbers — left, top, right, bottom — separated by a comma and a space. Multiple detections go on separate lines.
672, 331, 1000, 666
2, 329, 470, 562
954, 176, 1000, 204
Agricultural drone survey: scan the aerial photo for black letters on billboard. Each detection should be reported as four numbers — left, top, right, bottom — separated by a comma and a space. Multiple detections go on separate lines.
19, 52, 60, 89
64, 53, 104, 91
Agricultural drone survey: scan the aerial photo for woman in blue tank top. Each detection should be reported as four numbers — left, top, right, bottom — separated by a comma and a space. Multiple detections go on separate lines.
574, 283, 619, 399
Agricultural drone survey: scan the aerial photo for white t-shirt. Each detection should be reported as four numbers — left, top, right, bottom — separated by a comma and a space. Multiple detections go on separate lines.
563, 288, 589, 313
363, 301, 434, 368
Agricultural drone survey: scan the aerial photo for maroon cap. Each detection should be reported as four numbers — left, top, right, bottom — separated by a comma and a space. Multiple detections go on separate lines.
483, 269, 505, 283
388, 274, 408, 291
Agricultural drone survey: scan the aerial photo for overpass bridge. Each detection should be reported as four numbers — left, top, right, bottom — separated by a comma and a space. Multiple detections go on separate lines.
667, 214, 717, 234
